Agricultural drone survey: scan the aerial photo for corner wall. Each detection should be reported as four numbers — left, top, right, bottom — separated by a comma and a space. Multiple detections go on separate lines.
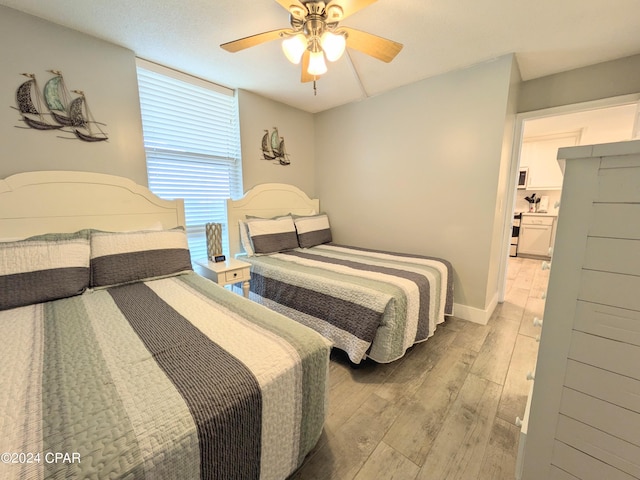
314, 55, 517, 319
487, 57, 522, 310
238, 89, 316, 196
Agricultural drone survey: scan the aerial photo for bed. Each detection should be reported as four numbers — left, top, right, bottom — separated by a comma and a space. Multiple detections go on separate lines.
0, 171, 330, 480
226, 183, 454, 364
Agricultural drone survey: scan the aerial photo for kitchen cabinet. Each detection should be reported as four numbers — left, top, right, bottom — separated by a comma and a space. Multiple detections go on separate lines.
518, 215, 555, 257
520, 132, 580, 190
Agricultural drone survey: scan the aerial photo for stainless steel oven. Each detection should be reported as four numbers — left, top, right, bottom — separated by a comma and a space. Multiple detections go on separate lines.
510, 213, 521, 257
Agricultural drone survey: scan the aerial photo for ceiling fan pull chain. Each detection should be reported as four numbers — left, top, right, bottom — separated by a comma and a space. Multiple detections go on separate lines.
313, 79, 317, 96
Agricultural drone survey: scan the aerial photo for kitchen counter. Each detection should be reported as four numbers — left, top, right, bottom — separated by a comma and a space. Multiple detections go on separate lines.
517, 211, 557, 217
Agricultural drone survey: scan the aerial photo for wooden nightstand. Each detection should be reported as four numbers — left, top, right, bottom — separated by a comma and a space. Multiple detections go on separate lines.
194, 258, 251, 298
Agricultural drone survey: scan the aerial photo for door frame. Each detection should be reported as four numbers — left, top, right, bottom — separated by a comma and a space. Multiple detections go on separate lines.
497, 93, 640, 302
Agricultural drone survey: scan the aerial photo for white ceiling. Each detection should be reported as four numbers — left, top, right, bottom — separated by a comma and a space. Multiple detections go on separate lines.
2, 0, 640, 113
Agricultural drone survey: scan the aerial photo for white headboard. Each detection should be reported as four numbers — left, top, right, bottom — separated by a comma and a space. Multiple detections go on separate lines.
0, 171, 185, 238
227, 183, 319, 258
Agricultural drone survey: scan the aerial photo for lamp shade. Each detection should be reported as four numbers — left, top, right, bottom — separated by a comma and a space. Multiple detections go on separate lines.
307, 50, 327, 75
205, 223, 223, 259
282, 34, 307, 64
321, 31, 346, 62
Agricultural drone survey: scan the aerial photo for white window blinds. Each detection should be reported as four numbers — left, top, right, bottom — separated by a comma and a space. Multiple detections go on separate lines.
136, 59, 242, 261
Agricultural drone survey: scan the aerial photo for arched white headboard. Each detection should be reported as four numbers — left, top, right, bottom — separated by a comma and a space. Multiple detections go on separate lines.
0, 170, 185, 238
227, 183, 319, 257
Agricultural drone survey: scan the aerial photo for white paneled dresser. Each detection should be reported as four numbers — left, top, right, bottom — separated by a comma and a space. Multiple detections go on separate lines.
520, 139, 640, 480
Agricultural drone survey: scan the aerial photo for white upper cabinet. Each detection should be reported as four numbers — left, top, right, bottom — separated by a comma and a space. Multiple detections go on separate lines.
520, 132, 581, 190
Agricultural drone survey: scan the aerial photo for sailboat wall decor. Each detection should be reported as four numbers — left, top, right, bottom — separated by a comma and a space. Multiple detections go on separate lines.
261, 127, 291, 165
13, 70, 108, 142
15, 74, 63, 131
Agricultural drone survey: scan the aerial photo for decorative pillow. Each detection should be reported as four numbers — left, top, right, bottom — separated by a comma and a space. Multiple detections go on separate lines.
293, 213, 332, 248
90, 228, 192, 288
245, 215, 299, 254
238, 219, 255, 256
0, 230, 91, 311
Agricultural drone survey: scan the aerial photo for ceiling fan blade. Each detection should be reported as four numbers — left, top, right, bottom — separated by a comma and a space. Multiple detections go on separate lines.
326, 0, 377, 20
342, 27, 403, 63
300, 50, 315, 83
220, 29, 289, 53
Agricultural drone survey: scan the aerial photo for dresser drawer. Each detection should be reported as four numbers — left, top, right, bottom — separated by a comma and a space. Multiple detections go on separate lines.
225, 268, 249, 283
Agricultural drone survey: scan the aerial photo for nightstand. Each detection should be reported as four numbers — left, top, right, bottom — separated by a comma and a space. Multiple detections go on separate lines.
194, 258, 251, 298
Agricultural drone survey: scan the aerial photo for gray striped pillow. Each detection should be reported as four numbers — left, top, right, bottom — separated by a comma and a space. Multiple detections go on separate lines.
0, 230, 91, 311
90, 228, 192, 288
245, 215, 299, 254
293, 213, 332, 248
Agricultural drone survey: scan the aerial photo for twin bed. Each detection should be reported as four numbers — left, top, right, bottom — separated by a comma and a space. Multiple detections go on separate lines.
0, 172, 330, 480
227, 183, 454, 364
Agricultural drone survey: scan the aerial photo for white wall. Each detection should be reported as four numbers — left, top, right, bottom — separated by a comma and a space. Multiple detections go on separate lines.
0, 6, 147, 185
238, 89, 316, 196
314, 55, 518, 317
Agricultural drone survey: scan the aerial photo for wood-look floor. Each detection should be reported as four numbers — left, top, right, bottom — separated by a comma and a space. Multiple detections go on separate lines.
290, 257, 547, 480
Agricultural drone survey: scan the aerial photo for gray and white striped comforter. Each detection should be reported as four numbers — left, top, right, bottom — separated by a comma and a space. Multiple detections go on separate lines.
0, 272, 330, 480
244, 244, 454, 364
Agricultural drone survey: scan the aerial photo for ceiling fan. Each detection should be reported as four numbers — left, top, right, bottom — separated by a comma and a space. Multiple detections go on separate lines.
220, 0, 403, 84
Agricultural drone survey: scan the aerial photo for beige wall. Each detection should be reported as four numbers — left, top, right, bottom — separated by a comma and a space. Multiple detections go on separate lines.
314, 55, 517, 315
0, 6, 147, 185
238, 90, 316, 196
0, 7, 317, 198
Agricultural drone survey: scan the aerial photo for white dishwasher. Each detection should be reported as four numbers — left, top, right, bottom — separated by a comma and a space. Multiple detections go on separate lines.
518, 215, 554, 257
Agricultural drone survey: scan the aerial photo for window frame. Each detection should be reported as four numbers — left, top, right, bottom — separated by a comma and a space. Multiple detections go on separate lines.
136, 58, 243, 261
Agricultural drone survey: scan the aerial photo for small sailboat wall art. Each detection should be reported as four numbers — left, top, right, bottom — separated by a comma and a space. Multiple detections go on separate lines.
66, 89, 108, 142
13, 70, 108, 142
43, 70, 75, 127
261, 127, 290, 165
15, 73, 63, 131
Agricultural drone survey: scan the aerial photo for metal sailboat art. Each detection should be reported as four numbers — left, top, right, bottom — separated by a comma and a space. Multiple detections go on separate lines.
43, 70, 75, 127
67, 90, 108, 142
14, 71, 108, 142
261, 127, 290, 165
15, 74, 63, 130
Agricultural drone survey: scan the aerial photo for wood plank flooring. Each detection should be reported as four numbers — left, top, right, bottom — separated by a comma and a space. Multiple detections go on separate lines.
290, 257, 546, 480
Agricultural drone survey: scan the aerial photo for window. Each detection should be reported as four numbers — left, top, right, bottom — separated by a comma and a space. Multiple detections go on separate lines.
136, 59, 242, 261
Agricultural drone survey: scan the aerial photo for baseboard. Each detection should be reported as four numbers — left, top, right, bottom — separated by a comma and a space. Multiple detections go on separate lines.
453, 293, 499, 325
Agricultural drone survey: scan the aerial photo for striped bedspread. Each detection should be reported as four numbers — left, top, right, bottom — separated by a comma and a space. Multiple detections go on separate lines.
244, 244, 454, 364
0, 272, 330, 480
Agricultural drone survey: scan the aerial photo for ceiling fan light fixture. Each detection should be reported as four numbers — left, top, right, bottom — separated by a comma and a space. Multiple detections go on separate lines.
221, 0, 403, 88
282, 33, 307, 64
320, 31, 346, 62
307, 50, 328, 76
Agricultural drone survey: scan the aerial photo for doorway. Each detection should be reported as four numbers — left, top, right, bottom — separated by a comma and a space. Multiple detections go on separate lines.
498, 95, 640, 303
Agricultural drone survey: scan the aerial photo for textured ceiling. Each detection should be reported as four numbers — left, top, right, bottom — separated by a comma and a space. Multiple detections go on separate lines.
2, 0, 640, 113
